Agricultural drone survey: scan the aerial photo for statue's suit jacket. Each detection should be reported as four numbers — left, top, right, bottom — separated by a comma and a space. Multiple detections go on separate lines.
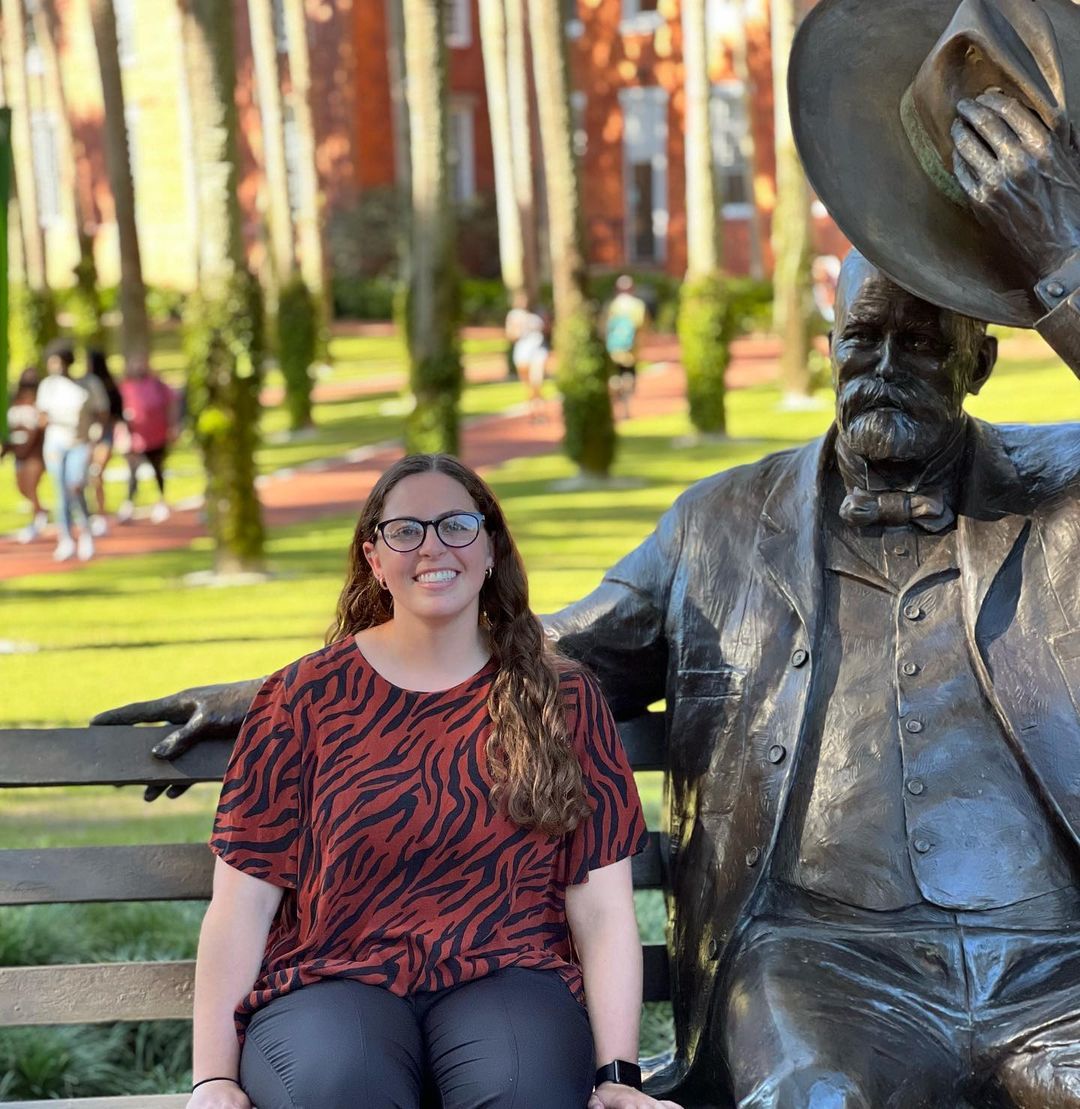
547, 418, 1080, 1088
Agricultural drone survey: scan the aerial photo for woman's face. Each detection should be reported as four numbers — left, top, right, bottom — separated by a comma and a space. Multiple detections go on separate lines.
362, 471, 493, 628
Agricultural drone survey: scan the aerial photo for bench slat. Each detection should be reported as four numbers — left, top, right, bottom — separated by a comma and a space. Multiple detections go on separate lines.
618, 713, 665, 771
0, 831, 662, 906
2, 1097, 189, 1108
0, 961, 194, 1025
0, 844, 214, 905
642, 942, 670, 1002
0, 727, 232, 786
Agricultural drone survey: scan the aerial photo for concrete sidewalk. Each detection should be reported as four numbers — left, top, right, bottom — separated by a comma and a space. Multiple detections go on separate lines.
0, 333, 780, 582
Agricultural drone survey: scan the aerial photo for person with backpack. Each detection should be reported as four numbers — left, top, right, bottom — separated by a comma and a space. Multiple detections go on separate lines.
603, 276, 649, 421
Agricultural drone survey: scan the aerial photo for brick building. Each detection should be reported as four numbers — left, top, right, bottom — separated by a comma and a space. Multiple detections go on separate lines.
7, 0, 843, 294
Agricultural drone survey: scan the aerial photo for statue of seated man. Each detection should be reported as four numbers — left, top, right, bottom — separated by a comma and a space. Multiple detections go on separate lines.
97, 0, 1080, 1103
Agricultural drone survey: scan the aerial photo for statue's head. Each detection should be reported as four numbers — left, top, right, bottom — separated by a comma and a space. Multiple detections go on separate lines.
831, 250, 997, 463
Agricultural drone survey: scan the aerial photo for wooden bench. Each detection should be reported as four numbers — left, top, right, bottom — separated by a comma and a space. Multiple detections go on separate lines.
0, 714, 685, 1109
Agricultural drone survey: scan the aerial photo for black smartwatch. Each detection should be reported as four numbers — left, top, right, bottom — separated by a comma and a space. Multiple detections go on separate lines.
595, 1059, 642, 1090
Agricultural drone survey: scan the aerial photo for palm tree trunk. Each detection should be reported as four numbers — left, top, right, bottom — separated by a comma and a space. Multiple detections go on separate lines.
679, 0, 730, 437
733, 0, 765, 279
248, 0, 295, 295
527, 0, 614, 477
89, 0, 150, 363
178, 0, 265, 574
0, 107, 10, 437
1, 0, 47, 291
385, 0, 410, 196
401, 0, 462, 454
504, 0, 538, 304
770, 0, 813, 400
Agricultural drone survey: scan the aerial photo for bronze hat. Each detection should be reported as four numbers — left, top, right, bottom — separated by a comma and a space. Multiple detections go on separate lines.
789, 0, 1080, 326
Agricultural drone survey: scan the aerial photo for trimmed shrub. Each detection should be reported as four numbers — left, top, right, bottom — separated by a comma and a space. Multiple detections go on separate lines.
555, 306, 616, 477
7, 285, 58, 370
678, 276, 734, 436
277, 275, 318, 431
183, 270, 266, 572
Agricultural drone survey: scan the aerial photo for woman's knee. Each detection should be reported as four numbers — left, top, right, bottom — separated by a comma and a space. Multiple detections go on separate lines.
426, 970, 594, 1109
240, 980, 424, 1109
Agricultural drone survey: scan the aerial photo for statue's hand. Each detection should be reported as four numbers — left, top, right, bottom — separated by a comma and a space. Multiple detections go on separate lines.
91, 677, 263, 802
951, 91, 1080, 283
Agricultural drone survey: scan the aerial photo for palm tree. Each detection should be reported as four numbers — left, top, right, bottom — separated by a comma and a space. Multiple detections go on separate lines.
248, 0, 316, 431
89, 0, 150, 363
678, 0, 732, 437
0, 0, 57, 363
478, 0, 526, 301
401, 0, 462, 454
504, 0, 538, 304
1, 106, 11, 433
526, 0, 614, 478
770, 0, 814, 401
178, 0, 265, 574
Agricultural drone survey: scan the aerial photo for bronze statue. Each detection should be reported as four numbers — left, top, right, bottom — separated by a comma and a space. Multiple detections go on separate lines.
95, 0, 1080, 1104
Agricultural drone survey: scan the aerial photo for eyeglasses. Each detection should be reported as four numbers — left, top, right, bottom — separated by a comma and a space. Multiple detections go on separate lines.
374, 511, 486, 553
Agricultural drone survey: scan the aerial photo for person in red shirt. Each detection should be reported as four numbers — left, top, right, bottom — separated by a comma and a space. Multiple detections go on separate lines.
118, 355, 175, 525
189, 454, 681, 1109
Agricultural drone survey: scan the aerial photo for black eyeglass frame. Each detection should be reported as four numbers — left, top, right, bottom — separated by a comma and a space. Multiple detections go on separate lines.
374, 511, 487, 553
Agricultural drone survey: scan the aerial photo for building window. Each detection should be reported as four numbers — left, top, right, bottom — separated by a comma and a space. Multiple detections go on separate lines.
446, 0, 471, 48
710, 82, 751, 211
29, 109, 61, 227
564, 0, 583, 38
619, 86, 668, 264
448, 100, 476, 204
114, 0, 136, 66
271, 0, 290, 54
570, 91, 587, 159
621, 0, 663, 34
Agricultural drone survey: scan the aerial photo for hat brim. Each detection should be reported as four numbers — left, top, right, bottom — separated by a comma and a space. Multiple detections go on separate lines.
789, 0, 1080, 326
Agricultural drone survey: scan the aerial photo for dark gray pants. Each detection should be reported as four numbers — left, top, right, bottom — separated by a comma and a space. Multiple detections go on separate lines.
239, 968, 595, 1109
722, 886, 1080, 1108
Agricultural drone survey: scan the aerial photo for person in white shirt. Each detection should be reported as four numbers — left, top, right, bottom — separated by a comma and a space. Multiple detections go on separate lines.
35, 340, 108, 562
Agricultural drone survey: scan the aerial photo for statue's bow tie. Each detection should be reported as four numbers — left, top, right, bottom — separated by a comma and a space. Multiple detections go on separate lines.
839, 487, 954, 532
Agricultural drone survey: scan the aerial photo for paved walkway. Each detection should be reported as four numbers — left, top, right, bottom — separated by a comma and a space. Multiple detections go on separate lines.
0, 333, 783, 582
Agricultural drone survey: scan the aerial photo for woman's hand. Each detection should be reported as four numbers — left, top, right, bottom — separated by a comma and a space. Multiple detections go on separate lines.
186, 1078, 251, 1108
588, 1082, 683, 1109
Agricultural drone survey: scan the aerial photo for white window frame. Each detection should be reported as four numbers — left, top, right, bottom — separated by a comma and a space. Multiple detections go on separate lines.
448, 98, 476, 205
710, 80, 753, 218
114, 0, 136, 67
446, 0, 471, 49
30, 109, 62, 228
619, 86, 668, 265
620, 0, 663, 35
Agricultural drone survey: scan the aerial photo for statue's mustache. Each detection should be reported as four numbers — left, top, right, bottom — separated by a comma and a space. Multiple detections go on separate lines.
838, 377, 938, 425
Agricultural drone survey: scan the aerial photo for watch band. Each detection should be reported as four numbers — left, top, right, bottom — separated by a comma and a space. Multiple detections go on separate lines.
594, 1059, 642, 1090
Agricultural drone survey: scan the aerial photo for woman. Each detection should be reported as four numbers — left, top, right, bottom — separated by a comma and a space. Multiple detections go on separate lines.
2, 368, 47, 542
189, 455, 681, 1109
83, 349, 125, 535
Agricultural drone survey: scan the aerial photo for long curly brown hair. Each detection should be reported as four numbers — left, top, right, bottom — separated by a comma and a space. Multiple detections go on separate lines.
327, 454, 591, 836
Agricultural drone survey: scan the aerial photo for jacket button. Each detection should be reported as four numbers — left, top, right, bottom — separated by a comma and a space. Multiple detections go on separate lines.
745, 846, 761, 867
903, 604, 923, 621
901, 662, 920, 676
906, 778, 925, 796
905, 719, 924, 734
707, 937, 719, 960
767, 744, 787, 764
791, 648, 809, 668
913, 838, 932, 854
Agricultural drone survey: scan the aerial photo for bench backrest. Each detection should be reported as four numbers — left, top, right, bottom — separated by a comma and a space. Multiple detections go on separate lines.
0, 715, 670, 1041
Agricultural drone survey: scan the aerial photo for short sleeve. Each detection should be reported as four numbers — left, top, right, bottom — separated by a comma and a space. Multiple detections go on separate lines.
210, 670, 301, 888
565, 671, 650, 885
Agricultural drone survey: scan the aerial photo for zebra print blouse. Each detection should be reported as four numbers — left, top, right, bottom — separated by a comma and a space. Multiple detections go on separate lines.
210, 638, 648, 1029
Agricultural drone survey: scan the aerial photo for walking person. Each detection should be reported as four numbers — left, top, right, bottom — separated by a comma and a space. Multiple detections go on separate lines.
603, 276, 649, 421
83, 349, 124, 536
118, 355, 175, 525
507, 297, 552, 421
187, 454, 680, 1109
2, 368, 48, 543
35, 340, 108, 561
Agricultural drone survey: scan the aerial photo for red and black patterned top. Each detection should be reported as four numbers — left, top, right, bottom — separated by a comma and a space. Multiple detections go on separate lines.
210, 637, 649, 1029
